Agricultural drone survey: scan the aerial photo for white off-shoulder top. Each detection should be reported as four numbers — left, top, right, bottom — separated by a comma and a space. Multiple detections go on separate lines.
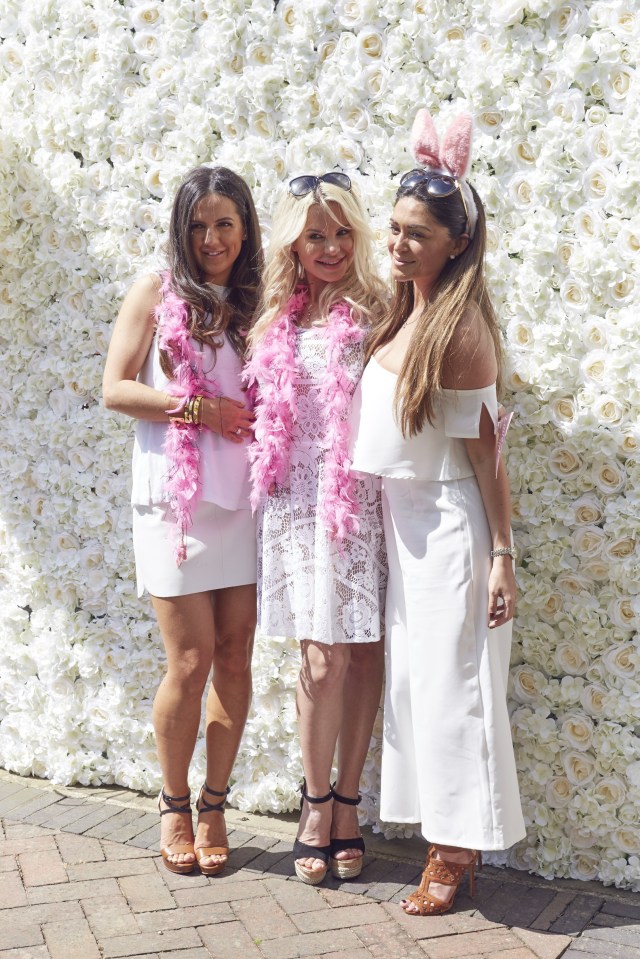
349, 356, 498, 481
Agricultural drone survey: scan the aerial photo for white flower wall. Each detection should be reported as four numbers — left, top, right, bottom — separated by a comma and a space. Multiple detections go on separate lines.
0, 0, 639, 886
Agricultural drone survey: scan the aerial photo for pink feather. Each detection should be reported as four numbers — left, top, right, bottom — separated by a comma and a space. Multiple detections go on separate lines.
245, 288, 364, 542
439, 113, 473, 177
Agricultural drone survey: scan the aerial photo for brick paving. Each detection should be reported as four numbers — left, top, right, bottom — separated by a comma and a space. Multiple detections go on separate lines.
0, 770, 639, 958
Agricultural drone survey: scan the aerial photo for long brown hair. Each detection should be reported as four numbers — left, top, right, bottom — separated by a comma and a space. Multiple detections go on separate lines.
365, 179, 503, 437
161, 166, 263, 376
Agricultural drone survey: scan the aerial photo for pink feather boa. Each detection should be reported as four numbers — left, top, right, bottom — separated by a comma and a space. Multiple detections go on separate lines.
244, 286, 364, 542
156, 273, 221, 565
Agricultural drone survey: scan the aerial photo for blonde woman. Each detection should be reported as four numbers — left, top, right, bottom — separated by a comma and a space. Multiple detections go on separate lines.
245, 174, 387, 885
350, 112, 525, 914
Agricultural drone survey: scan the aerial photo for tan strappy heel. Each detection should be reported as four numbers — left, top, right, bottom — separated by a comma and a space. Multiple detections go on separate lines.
402, 845, 482, 916
195, 782, 229, 877
158, 787, 195, 875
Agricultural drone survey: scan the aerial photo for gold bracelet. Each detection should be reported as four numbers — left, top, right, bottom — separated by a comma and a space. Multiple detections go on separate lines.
192, 395, 203, 427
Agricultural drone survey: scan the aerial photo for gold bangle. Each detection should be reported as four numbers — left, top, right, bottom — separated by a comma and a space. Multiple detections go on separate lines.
192, 395, 203, 427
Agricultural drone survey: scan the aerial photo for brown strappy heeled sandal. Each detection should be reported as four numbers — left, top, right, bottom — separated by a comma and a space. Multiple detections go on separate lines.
195, 782, 230, 877
402, 844, 482, 916
158, 787, 195, 875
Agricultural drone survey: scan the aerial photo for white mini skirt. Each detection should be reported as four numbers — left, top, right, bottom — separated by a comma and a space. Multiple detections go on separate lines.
132, 501, 257, 598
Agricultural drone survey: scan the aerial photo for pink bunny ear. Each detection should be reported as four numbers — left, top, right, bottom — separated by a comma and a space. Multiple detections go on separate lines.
439, 114, 473, 177
410, 109, 440, 168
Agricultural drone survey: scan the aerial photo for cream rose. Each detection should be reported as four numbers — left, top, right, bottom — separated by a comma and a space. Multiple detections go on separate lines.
563, 750, 596, 786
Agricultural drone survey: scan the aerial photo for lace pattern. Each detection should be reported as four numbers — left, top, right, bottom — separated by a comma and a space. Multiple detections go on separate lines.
258, 329, 387, 644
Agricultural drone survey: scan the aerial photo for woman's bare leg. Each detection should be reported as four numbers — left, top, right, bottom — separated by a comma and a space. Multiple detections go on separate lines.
152, 591, 216, 867
333, 640, 384, 860
196, 583, 256, 869
295, 641, 351, 874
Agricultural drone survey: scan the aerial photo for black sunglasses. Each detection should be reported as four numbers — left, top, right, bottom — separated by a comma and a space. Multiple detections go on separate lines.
399, 168, 470, 231
288, 172, 352, 197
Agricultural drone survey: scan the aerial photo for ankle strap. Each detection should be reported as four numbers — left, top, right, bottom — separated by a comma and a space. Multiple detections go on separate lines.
331, 783, 362, 806
161, 787, 191, 804
301, 779, 333, 805
203, 781, 230, 798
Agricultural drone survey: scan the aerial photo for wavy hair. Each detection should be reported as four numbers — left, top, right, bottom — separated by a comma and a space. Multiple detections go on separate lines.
161, 166, 263, 375
248, 181, 386, 345
365, 179, 503, 437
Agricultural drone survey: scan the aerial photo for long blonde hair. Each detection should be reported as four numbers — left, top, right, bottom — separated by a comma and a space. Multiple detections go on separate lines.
365, 181, 503, 437
248, 182, 386, 345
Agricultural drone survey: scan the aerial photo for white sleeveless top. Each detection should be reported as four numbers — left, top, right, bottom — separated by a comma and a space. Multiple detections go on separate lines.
349, 357, 498, 481
131, 302, 252, 510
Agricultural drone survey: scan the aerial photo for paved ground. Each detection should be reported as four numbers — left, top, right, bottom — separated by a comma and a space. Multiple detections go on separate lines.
1, 769, 639, 958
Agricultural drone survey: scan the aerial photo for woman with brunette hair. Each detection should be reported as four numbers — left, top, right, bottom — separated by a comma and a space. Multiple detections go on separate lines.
103, 166, 263, 877
245, 174, 387, 885
350, 111, 525, 914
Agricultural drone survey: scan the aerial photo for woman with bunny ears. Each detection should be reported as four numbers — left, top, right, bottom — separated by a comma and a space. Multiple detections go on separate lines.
245, 174, 387, 886
350, 111, 525, 915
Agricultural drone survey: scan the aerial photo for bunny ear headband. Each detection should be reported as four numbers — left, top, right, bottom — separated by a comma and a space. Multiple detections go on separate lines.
409, 109, 478, 238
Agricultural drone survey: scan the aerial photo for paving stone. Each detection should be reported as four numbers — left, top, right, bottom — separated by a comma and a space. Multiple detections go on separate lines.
257, 927, 368, 959
565, 940, 640, 957
101, 928, 202, 958
103, 840, 156, 860
247, 841, 295, 877
531, 892, 578, 931
199, 920, 264, 959
228, 833, 282, 871
365, 861, 422, 901
24, 802, 96, 830
18, 849, 68, 887
300, 951, 373, 959
0, 782, 27, 801
118, 872, 176, 912
264, 876, 329, 915
549, 895, 604, 936
0, 902, 84, 926
380, 900, 457, 941
420, 929, 523, 958
153, 862, 209, 891
482, 883, 556, 927
0, 836, 57, 857
27, 876, 121, 904
67, 856, 157, 882
320, 885, 368, 908
233, 894, 298, 940
126, 824, 161, 849
484, 949, 539, 959
58, 803, 125, 835
173, 877, 271, 908
0, 923, 44, 952
601, 900, 640, 922
82, 893, 141, 939
581, 925, 640, 949
355, 918, 431, 958
85, 807, 152, 840
136, 901, 234, 931
107, 813, 160, 844
42, 916, 101, 959
0, 858, 16, 875
513, 927, 573, 959
56, 832, 104, 864
324, 856, 392, 897
1, 822, 56, 840
293, 902, 389, 934
0, 874, 28, 908
2, 792, 61, 823
0, 789, 45, 817
0, 947, 50, 958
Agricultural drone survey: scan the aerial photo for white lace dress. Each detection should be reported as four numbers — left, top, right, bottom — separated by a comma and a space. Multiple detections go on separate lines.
257, 328, 387, 645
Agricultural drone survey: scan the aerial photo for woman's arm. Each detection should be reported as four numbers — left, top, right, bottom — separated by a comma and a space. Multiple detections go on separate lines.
102, 274, 169, 421
444, 306, 516, 629
102, 275, 254, 441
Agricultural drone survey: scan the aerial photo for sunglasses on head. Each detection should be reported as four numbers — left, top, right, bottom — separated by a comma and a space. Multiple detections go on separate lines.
288, 172, 352, 197
399, 168, 470, 233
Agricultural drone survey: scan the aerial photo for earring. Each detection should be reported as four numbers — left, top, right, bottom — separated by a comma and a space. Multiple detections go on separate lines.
449, 254, 456, 259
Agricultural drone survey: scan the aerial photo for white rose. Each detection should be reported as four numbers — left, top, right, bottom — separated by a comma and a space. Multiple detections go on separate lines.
572, 494, 604, 526
548, 446, 583, 479
609, 598, 638, 631
545, 777, 573, 808
569, 852, 600, 882
511, 665, 545, 704
592, 459, 625, 495
572, 526, 606, 559
560, 713, 594, 751
555, 641, 590, 676
605, 537, 635, 561
356, 29, 385, 62
594, 775, 627, 807
563, 750, 596, 786
580, 684, 608, 718
610, 829, 640, 855
602, 643, 636, 679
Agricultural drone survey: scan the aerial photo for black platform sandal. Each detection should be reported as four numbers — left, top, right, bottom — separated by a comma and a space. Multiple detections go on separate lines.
195, 782, 230, 877
158, 787, 195, 875
330, 784, 365, 879
292, 780, 333, 885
